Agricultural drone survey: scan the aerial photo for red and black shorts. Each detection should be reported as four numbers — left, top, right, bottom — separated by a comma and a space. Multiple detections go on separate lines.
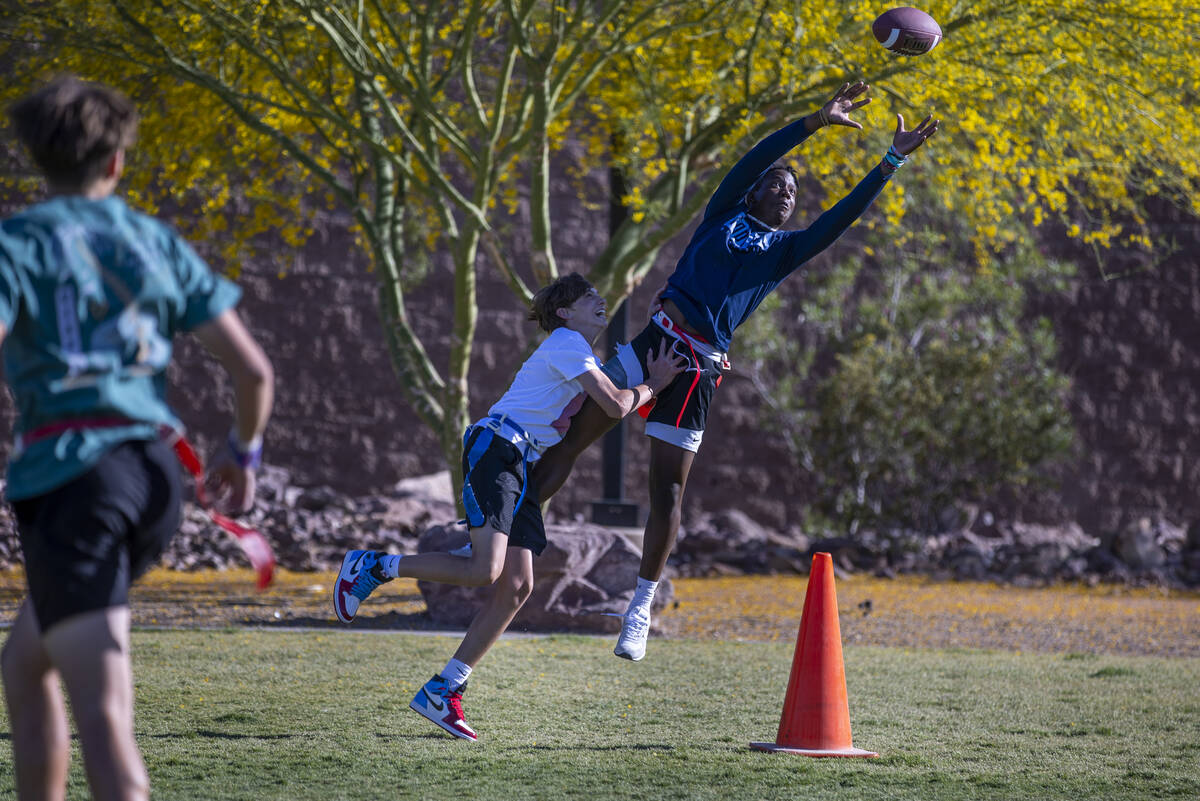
602, 320, 725, 453
12, 438, 183, 632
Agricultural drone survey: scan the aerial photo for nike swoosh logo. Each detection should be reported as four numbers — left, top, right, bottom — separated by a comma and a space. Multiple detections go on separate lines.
344, 552, 367, 579
422, 689, 444, 712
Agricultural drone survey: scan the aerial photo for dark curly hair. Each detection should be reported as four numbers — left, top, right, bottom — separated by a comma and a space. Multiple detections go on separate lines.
528, 272, 593, 333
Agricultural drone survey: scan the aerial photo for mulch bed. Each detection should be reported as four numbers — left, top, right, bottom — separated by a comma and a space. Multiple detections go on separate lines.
1, 569, 1197, 658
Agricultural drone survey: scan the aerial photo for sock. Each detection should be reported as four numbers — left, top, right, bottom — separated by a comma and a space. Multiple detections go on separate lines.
440, 658, 473, 691
378, 554, 404, 578
628, 577, 658, 618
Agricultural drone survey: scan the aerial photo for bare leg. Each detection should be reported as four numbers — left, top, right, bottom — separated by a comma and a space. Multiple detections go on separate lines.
451, 547, 535, 666
394, 525, 509, 586
2, 602, 71, 801
639, 439, 696, 581
41, 606, 149, 801
531, 398, 620, 502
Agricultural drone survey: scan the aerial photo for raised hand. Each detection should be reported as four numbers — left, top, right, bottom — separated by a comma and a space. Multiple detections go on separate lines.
820, 81, 872, 130
891, 112, 940, 156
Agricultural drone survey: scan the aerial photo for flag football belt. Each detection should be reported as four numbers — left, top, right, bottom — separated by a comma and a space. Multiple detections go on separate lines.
460, 413, 540, 529
651, 309, 731, 370
16, 418, 276, 590
478, 413, 545, 457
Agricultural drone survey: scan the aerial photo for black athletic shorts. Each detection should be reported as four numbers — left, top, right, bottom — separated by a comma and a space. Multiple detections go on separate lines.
460, 426, 547, 555
603, 321, 725, 452
12, 438, 183, 632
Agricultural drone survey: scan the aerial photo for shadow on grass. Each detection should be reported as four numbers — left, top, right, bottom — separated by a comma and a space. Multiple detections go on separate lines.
371, 732, 679, 752
142, 731, 300, 740
258, 612, 442, 630
373, 732, 471, 743
525, 743, 678, 753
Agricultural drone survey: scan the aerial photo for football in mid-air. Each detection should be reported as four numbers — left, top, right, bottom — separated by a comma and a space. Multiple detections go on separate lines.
872, 7, 942, 55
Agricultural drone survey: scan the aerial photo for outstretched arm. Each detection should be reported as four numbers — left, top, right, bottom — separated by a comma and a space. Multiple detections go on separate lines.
879, 112, 940, 176
780, 110, 943, 271
704, 81, 872, 220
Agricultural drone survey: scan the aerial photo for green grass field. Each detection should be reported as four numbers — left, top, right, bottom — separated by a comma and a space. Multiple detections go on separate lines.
1, 630, 1196, 800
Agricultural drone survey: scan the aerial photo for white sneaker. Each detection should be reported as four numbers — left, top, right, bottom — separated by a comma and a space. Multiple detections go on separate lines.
614, 608, 650, 661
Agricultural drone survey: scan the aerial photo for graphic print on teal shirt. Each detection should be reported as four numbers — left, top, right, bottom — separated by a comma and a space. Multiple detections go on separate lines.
0, 195, 241, 500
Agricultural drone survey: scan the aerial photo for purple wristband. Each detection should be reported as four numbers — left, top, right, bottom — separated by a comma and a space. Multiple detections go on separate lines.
228, 432, 263, 469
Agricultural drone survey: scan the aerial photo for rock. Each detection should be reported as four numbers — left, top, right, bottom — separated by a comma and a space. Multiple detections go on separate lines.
295, 485, 353, 512
807, 536, 875, 572
395, 470, 455, 505
947, 542, 989, 580
1061, 556, 1088, 581
710, 508, 771, 544
0, 459, 1196, 589
1085, 545, 1127, 578
1113, 517, 1166, 570
416, 522, 673, 633
760, 525, 811, 574
375, 495, 457, 535
673, 509, 775, 574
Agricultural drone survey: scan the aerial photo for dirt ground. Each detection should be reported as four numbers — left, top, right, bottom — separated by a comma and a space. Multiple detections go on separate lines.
1, 568, 1197, 658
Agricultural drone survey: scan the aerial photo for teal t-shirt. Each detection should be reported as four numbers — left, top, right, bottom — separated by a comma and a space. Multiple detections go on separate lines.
0, 195, 241, 500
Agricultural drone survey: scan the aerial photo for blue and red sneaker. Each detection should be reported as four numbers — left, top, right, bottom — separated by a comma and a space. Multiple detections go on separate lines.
333, 550, 392, 623
409, 675, 478, 741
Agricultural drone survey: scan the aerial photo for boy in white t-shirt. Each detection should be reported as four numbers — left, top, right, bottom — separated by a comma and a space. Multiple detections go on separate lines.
332, 273, 683, 740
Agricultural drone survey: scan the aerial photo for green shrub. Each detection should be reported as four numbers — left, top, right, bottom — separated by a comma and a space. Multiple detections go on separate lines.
741, 225, 1075, 534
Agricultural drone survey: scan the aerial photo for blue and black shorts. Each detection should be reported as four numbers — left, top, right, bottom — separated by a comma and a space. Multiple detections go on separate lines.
460, 426, 547, 555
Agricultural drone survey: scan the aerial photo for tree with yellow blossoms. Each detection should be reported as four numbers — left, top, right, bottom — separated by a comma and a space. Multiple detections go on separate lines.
1, 0, 1196, 491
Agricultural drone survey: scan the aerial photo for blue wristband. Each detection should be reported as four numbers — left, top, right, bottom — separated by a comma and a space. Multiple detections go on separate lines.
883, 145, 909, 170
883, 148, 907, 171
228, 431, 263, 469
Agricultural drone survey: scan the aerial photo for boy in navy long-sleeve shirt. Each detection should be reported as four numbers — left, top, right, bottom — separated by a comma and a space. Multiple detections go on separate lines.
535, 81, 940, 661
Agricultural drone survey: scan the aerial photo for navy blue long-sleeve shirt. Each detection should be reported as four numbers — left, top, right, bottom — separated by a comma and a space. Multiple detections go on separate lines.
661, 118, 891, 352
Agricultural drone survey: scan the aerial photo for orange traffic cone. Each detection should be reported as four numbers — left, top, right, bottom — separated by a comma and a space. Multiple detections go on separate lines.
750, 552, 877, 757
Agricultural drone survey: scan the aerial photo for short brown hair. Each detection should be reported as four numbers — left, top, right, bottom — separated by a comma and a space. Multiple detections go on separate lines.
8, 75, 139, 188
528, 272, 593, 332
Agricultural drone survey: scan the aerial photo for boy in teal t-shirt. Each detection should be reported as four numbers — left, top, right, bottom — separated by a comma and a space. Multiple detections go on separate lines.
0, 76, 275, 801
0, 194, 242, 499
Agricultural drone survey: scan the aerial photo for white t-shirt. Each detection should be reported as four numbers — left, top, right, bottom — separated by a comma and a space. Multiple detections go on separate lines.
485, 326, 599, 457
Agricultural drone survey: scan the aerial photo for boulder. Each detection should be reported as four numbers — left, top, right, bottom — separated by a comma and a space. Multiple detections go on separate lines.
395, 470, 455, 505
946, 542, 989, 580
1113, 517, 1166, 571
674, 509, 814, 575
416, 522, 673, 633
